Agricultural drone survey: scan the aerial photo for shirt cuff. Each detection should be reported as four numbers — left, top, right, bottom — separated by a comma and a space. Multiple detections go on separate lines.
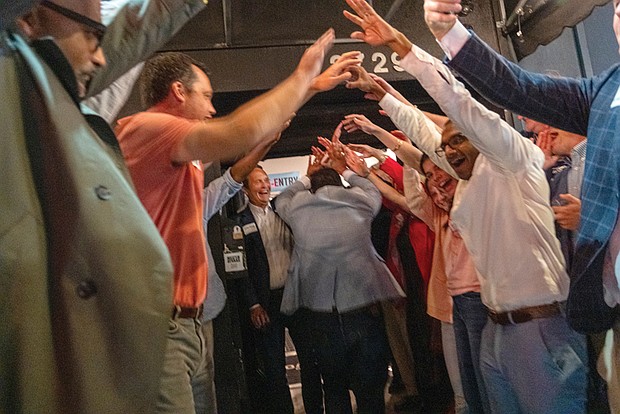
437, 20, 471, 60
342, 169, 357, 181
222, 168, 244, 190
299, 175, 312, 189
379, 93, 401, 117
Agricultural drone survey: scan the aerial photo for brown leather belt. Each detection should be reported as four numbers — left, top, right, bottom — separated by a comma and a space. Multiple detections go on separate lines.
172, 304, 204, 319
488, 302, 562, 325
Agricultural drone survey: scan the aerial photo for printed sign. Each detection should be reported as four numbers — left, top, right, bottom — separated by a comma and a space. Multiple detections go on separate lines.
269, 171, 300, 194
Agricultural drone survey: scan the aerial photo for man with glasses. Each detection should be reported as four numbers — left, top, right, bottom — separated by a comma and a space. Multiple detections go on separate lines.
0, 1, 216, 413
342, 1, 588, 412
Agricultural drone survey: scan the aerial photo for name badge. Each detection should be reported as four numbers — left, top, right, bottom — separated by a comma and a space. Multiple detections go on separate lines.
611, 85, 620, 108
224, 251, 246, 272
242, 223, 258, 235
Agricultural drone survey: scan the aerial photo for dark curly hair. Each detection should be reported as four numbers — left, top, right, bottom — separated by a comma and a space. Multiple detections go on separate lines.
139, 52, 208, 108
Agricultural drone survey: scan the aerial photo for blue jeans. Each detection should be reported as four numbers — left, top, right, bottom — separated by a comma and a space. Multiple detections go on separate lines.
307, 306, 389, 414
480, 312, 588, 414
453, 292, 490, 414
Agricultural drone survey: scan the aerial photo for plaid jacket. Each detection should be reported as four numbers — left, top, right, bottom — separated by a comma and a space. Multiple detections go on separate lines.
447, 32, 620, 333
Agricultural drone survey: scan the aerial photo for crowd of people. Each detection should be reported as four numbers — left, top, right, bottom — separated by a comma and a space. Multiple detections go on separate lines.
2, 0, 620, 413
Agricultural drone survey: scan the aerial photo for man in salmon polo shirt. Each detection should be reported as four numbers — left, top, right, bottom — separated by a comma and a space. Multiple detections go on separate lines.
115, 45, 360, 413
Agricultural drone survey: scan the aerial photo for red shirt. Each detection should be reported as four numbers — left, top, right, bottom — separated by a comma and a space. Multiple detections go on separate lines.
116, 111, 206, 307
380, 157, 435, 296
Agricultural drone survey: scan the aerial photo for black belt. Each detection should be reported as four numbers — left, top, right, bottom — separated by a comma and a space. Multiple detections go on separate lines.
172, 304, 204, 319
488, 302, 562, 325
311, 303, 382, 317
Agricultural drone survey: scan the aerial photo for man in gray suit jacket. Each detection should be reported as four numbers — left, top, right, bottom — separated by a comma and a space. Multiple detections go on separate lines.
276, 134, 404, 414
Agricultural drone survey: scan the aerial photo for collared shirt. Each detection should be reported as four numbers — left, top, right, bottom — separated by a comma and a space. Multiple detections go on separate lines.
248, 202, 292, 290
568, 139, 587, 198
440, 22, 620, 307
380, 45, 568, 312
403, 167, 480, 297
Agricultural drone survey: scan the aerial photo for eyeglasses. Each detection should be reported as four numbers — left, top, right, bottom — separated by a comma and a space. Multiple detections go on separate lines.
40, 0, 107, 51
435, 134, 468, 157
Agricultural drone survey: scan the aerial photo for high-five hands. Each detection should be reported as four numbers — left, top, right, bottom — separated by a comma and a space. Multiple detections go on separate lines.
343, 146, 370, 178
307, 146, 326, 176
348, 143, 384, 160
342, 113, 381, 136
312, 51, 363, 92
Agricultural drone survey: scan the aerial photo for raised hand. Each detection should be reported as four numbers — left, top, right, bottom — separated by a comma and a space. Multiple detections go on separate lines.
343, 0, 412, 57
307, 146, 325, 176
317, 135, 332, 152
423, 0, 462, 40
344, 0, 398, 46
324, 126, 347, 174
312, 51, 362, 92
344, 146, 370, 177
296, 29, 336, 84
342, 113, 381, 135
345, 66, 387, 101
348, 143, 384, 160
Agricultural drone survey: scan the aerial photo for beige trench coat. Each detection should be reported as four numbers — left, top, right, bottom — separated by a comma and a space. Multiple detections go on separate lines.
0, 1, 206, 412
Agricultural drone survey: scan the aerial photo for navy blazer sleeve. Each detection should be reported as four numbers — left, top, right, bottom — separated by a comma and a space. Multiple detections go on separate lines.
446, 32, 601, 136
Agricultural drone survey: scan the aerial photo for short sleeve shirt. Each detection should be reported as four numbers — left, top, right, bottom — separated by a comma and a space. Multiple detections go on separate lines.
116, 111, 207, 307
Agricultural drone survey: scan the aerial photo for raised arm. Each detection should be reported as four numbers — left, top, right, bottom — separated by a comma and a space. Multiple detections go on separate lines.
345, 143, 411, 211
343, 63, 455, 176
203, 131, 281, 220
403, 165, 435, 229
344, 0, 543, 173
342, 113, 427, 169
422, 0, 591, 136
87, 0, 208, 97
174, 40, 362, 163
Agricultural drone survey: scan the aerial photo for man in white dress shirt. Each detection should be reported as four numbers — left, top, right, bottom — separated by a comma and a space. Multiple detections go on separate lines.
342, 1, 588, 412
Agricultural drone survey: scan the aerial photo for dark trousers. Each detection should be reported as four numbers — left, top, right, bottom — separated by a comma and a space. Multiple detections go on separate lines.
254, 288, 293, 414
254, 289, 323, 414
287, 310, 324, 414
306, 306, 389, 414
